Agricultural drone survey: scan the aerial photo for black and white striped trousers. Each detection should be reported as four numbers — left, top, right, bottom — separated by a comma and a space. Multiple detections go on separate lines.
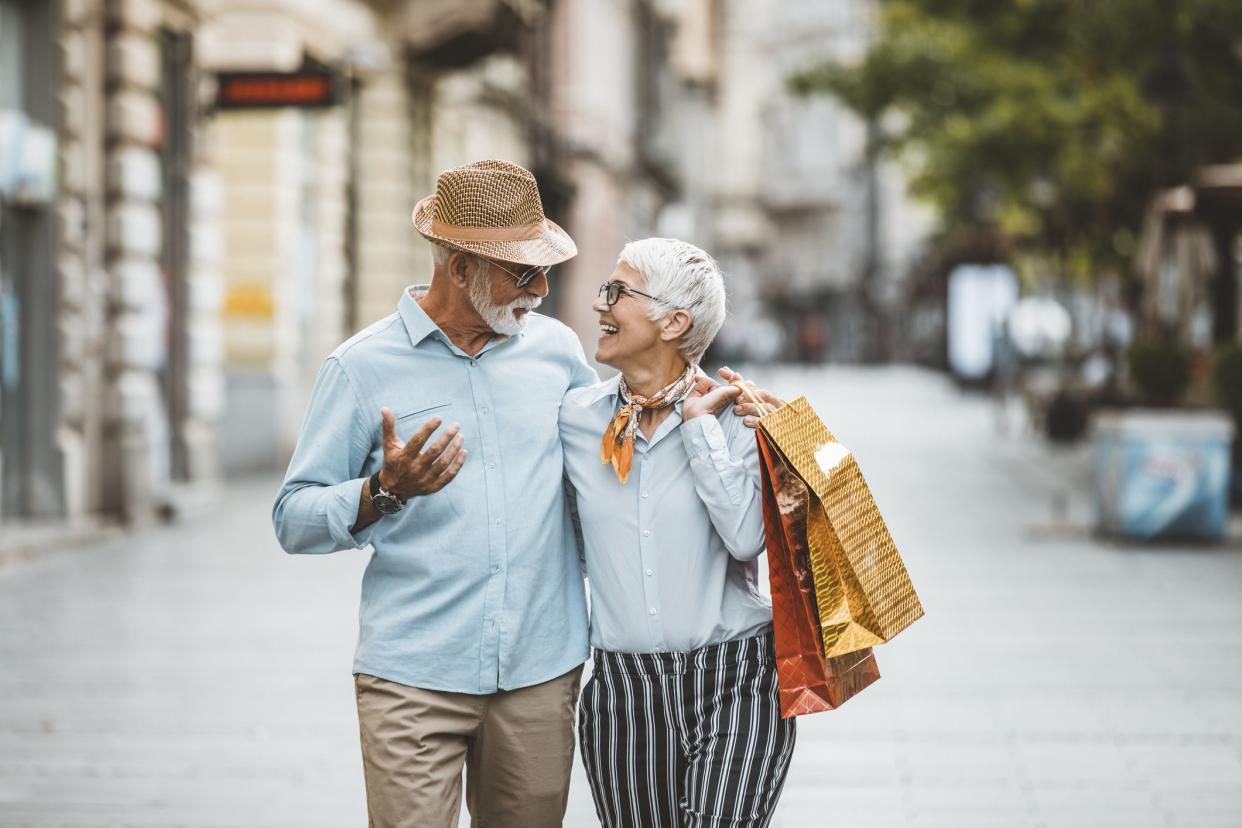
579, 630, 797, 828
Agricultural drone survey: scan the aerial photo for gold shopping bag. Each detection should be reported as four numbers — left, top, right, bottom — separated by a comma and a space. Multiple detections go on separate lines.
756, 427, 882, 717
753, 395, 924, 658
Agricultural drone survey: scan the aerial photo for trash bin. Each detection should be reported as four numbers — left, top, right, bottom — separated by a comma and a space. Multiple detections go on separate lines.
1093, 410, 1235, 540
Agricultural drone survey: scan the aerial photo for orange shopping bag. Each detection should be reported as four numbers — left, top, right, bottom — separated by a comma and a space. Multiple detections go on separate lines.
756, 425, 881, 718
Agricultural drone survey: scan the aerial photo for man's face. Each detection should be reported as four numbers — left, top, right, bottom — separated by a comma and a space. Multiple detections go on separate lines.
467, 256, 550, 335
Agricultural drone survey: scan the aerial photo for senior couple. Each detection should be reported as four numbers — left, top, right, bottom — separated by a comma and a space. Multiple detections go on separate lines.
273, 160, 795, 828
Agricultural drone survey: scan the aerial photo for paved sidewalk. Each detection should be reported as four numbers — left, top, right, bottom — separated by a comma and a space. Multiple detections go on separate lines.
1, 366, 1240, 827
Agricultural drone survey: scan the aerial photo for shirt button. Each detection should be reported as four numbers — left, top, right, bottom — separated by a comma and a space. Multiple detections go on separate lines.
648, 608, 657, 616
493, 565, 502, 573
495, 518, 502, 526
642, 530, 651, 538
641, 491, 649, 498
488, 462, 496, 470
481, 408, 489, 415
645, 568, 653, 576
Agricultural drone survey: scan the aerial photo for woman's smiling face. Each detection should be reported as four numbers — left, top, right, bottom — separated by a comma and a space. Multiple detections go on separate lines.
593, 261, 665, 370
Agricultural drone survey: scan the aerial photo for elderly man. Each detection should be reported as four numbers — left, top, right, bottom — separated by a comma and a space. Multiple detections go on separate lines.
273, 160, 771, 827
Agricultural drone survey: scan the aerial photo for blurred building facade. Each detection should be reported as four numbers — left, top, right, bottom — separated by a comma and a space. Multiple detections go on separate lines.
0, 0, 931, 528
2, 0, 224, 527
702, 0, 935, 364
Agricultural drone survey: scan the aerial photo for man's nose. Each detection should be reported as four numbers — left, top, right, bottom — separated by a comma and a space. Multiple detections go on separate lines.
525, 270, 550, 298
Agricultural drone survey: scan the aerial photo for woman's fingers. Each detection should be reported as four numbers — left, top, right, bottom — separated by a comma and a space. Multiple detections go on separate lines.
698, 384, 741, 414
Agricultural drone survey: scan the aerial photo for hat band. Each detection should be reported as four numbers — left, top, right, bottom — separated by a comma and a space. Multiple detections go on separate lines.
431, 217, 547, 242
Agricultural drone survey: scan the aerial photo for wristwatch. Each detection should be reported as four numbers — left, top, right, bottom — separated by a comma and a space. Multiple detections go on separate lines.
368, 471, 405, 515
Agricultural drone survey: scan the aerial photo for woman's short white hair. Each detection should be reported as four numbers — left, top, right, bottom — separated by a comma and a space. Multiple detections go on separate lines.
617, 238, 726, 364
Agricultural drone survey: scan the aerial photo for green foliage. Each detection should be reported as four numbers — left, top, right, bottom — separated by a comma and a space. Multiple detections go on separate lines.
790, 0, 1242, 279
1127, 338, 1192, 406
1212, 343, 1242, 412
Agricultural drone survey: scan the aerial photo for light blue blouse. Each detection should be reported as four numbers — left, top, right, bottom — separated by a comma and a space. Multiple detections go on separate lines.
559, 375, 773, 654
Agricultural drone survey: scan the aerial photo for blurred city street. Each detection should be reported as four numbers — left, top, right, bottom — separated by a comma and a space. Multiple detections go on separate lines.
2, 365, 1241, 828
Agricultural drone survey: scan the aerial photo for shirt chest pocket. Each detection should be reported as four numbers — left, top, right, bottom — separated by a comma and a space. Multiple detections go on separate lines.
395, 401, 454, 437
388, 401, 463, 521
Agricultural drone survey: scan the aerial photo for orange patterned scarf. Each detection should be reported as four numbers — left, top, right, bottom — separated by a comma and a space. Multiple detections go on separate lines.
600, 365, 698, 484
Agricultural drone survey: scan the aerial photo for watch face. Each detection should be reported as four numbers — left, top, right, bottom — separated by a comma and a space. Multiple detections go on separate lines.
373, 492, 403, 515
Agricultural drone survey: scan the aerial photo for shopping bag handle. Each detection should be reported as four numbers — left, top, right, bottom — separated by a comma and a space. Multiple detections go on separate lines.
729, 374, 777, 416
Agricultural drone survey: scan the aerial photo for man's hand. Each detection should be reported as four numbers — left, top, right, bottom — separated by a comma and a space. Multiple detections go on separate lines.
717, 367, 786, 428
683, 379, 742, 420
378, 407, 467, 500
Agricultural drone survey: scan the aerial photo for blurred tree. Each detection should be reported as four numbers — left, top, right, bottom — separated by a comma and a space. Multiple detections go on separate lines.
789, 0, 1242, 282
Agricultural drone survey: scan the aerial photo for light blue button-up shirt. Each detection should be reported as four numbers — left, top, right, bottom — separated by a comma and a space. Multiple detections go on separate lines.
559, 375, 773, 654
273, 286, 598, 694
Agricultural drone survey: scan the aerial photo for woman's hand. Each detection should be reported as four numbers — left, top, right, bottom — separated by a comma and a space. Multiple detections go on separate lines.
717, 367, 786, 427
683, 379, 741, 421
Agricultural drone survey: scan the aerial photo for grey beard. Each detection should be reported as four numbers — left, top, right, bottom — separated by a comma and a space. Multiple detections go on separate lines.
468, 271, 541, 336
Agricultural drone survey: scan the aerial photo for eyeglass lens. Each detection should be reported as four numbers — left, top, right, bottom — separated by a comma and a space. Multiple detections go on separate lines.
598, 282, 621, 305
517, 266, 549, 288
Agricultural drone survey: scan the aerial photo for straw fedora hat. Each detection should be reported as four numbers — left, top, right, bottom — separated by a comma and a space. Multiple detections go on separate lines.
412, 159, 577, 267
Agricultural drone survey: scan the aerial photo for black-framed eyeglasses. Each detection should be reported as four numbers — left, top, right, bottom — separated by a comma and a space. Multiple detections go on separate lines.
598, 281, 660, 307
484, 258, 552, 289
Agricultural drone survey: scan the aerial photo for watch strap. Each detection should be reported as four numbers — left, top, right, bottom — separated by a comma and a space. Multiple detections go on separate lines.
369, 470, 406, 505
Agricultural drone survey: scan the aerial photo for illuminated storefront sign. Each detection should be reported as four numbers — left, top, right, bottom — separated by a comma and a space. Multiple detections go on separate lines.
215, 70, 339, 109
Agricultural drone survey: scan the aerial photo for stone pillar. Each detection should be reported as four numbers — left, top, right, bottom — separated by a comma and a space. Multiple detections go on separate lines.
99, 0, 218, 521
354, 60, 422, 328
57, 0, 109, 519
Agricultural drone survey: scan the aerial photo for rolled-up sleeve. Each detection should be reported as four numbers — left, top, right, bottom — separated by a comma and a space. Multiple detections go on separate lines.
272, 357, 379, 554
681, 413, 766, 561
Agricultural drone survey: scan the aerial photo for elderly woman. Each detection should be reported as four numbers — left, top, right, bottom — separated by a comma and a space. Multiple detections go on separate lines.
559, 238, 796, 828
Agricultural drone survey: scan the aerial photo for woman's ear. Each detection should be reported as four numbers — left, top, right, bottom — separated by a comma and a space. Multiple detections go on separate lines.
660, 309, 693, 343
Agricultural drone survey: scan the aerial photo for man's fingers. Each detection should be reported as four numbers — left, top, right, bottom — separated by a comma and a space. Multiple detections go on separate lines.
759, 388, 787, 408
735, 403, 768, 423
431, 448, 468, 489
401, 415, 444, 456
380, 407, 401, 453
732, 382, 785, 416
419, 422, 461, 462
426, 433, 465, 473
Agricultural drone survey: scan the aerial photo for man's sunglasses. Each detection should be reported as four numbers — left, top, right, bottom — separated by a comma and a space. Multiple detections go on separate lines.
597, 281, 661, 307
485, 258, 552, 289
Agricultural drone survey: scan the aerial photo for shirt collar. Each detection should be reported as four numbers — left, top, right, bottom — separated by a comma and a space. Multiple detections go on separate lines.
398, 284, 514, 356
584, 370, 705, 414
398, 285, 439, 348
582, 374, 623, 404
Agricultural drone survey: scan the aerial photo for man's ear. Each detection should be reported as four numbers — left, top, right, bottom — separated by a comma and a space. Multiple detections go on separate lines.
448, 251, 473, 288
659, 309, 693, 343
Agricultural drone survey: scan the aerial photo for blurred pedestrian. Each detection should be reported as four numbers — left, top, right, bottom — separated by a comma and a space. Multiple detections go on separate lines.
561, 239, 795, 828
272, 163, 774, 828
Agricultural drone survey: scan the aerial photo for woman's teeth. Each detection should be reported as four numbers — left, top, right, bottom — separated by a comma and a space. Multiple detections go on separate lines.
600, 323, 619, 336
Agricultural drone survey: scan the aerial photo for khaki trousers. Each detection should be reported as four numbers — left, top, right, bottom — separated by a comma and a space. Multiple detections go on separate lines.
355, 667, 582, 828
